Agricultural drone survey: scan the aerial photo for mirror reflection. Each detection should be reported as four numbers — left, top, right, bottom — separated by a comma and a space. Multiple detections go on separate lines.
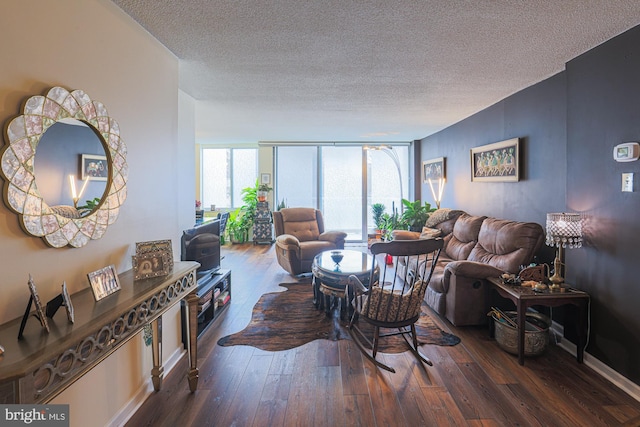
33, 119, 109, 218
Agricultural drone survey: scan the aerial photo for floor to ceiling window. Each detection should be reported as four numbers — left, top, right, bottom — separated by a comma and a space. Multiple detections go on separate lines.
275, 144, 409, 242
201, 147, 257, 209
321, 146, 363, 240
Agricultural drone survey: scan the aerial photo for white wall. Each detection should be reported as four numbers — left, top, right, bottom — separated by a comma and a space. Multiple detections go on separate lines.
0, 1, 190, 425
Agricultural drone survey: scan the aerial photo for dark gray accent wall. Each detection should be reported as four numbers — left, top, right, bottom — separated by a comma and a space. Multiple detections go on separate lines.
420, 24, 640, 385
566, 25, 640, 383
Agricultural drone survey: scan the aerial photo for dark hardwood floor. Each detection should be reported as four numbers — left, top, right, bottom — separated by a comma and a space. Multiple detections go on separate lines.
126, 243, 640, 426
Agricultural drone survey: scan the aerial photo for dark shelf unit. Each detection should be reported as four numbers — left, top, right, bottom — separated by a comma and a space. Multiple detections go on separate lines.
182, 269, 231, 341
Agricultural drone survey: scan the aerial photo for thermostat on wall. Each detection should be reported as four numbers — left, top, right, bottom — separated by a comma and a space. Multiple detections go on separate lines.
613, 142, 640, 162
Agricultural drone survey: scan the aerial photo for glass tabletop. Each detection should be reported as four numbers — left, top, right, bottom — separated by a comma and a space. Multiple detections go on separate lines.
314, 250, 373, 275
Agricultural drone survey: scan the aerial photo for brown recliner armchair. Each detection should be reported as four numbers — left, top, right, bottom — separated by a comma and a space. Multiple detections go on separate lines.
273, 208, 347, 275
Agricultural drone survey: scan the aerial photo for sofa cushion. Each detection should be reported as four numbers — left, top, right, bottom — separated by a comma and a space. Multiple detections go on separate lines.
467, 217, 544, 273
281, 209, 320, 241
444, 214, 486, 260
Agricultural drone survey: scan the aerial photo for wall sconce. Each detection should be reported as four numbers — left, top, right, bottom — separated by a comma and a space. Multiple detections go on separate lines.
545, 212, 583, 291
69, 175, 88, 209
427, 178, 445, 209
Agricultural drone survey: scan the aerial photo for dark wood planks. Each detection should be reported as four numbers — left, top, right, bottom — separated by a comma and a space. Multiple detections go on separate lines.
125, 243, 640, 427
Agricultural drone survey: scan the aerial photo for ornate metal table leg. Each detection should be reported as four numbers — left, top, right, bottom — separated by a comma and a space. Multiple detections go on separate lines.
151, 317, 164, 391
184, 292, 200, 392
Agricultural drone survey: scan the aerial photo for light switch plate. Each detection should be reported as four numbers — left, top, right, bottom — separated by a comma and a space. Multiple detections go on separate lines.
622, 173, 634, 192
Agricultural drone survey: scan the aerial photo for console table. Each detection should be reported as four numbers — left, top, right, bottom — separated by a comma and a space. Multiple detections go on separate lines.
0, 261, 200, 403
487, 276, 590, 366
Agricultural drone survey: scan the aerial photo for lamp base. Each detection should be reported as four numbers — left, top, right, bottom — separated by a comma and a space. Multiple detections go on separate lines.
548, 256, 564, 291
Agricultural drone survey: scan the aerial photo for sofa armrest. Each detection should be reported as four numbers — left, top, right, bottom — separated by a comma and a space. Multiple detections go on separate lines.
276, 234, 301, 248
444, 260, 504, 280
391, 230, 420, 240
319, 231, 347, 246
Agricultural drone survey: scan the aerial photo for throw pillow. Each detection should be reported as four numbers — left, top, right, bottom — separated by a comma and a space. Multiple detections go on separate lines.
420, 227, 442, 239
424, 208, 453, 228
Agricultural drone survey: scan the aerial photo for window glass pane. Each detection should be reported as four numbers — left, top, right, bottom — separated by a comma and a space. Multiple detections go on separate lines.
367, 146, 408, 231
202, 148, 230, 208
202, 148, 257, 209
232, 149, 257, 207
276, 146, 318, 208
322, 146, 362, 241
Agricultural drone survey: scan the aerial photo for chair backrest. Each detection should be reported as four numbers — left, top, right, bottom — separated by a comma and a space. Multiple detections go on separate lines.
217, 211, 230, 236
273, 207, 325, 241
362, 239, 444, 324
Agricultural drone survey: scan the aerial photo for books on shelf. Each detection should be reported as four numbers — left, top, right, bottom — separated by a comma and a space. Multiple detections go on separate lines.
217, 291, 230, 307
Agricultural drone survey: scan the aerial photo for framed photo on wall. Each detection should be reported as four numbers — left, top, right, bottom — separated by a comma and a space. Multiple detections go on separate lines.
470, 138, 520, 182
88, 265, 121, 301
81, 154, 108, 181
422, 157, 445, 183
260, 173, 271, 185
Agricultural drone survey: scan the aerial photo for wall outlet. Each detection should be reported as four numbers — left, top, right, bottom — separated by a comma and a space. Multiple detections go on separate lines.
622, 173, 634, 192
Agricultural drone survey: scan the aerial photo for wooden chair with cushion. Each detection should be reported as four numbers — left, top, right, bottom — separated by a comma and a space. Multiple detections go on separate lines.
273, 207, 348, 275
346, 238, 444, 373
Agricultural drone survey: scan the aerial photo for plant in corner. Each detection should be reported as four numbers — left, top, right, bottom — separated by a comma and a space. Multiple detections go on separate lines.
371, 203, 386, 233
226, 179, 264, 243
400, 199, 436, 232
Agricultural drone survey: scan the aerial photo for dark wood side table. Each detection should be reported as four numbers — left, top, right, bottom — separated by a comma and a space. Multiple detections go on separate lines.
487, 277, 590, 366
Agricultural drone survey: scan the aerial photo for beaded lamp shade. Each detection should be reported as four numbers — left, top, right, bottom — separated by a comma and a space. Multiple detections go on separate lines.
545, 212, 582, 249
545, 212, 582, 289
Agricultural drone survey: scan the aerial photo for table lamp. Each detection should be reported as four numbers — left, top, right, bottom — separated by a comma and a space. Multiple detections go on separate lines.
545, 212, 582, 290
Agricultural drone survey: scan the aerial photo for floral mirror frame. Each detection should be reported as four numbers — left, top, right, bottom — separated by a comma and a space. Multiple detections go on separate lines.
0, 87, 128, 248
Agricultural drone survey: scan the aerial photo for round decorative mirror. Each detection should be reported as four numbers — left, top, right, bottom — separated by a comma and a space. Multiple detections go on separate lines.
0, 87, 128, 248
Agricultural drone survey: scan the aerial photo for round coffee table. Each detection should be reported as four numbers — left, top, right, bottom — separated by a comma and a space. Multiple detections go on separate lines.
311, 249, 377, 319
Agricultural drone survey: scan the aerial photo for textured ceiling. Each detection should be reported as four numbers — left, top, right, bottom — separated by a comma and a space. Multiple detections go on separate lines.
112, 1, 640, 144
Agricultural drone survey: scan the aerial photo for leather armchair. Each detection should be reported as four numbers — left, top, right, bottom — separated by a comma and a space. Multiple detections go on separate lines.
273, 208, 347, 275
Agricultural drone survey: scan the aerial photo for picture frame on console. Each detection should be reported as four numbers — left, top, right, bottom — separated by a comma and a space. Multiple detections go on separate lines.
134, 239, 174, 280
88, 265, 121, 301
27, 275, 49, 333
136, 239, 173, 260
133, 251, 172, 280
470, 137, 520, 182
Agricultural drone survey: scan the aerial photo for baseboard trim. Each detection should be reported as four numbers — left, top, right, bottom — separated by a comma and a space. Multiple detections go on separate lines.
107, 347, 186, 427
550, 322, 640, 403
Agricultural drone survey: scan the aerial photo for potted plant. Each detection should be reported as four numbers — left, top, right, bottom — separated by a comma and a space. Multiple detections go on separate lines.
226, 207, 252, 243
371, 203, 386, 234
257, 183, 272, 202
226, 180, 265, 243
379, 210, 401, 241
399, 199, 436, 232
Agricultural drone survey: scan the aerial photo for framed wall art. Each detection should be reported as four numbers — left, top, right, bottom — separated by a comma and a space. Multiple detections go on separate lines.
88, 265, 121, 301
422, 157, 445, 183
81, 154, 108, 181
470, 138, 520, 182
133, 251, 172, 280
260, 173, 271, 185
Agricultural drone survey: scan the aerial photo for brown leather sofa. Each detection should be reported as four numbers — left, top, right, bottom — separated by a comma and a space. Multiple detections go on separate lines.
393, 209, 544, 326
273, 208, 347, 275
